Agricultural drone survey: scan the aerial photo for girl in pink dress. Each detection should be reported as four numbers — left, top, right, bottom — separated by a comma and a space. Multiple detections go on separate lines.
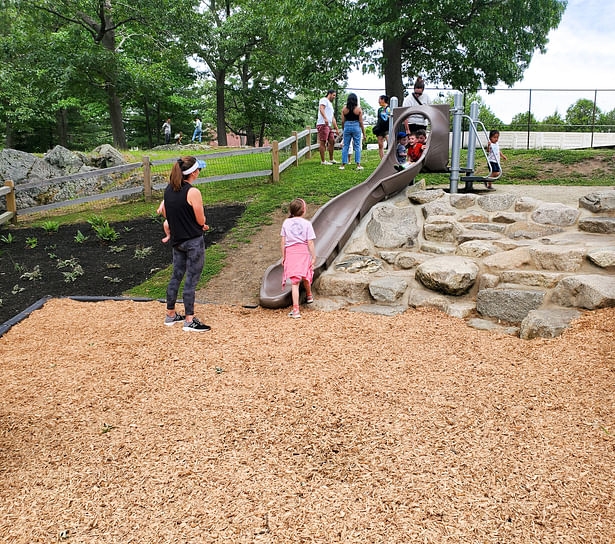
281, 198, 317, 318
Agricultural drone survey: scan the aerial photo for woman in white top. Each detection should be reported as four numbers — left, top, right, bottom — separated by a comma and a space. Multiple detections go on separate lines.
403, 77, 432, 134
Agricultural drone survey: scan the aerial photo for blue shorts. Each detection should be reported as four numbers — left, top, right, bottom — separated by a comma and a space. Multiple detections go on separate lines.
490, 161, 501, 173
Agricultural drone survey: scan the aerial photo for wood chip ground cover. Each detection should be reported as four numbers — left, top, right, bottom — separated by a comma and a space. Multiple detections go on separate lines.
1, 299, 613, 542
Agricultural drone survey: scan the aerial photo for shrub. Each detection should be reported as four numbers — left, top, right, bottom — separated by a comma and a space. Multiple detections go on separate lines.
93, 223, 120, 242
42, 220, 60, 233
25, 237, 38, 249
74, 230, 89, 243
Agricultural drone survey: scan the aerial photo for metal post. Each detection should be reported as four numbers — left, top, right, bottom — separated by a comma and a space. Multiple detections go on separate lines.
466, 102, 479, 173
527, 89, 532, 150
449, 92, 463, 194
591, 89, 597, 148
389, 96, 398, 139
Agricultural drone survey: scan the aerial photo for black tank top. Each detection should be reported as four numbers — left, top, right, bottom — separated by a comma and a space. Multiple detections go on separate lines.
164, 181, 203, 246
345, 107, 360, 121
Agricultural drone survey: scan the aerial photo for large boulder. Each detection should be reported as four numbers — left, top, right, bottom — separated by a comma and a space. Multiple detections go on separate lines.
476, 288, 545, 323
520, 309, 581, 340
529, 246, 586, 272
366, 205, 420, 248
476, 193, 516, 212
369, 277, 408, 302
89, 144, 126, 168
551, 275, 615, 309
415, 256, 478, 295
578, 217, 615, 234
423, 216, 463, 243
531, 203, 580, 226
579, 190, 615, 214
44, 145, 84, 174
0, 148, 62, 184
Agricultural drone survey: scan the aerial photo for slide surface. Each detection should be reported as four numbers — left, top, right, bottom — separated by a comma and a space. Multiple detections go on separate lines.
259, 104, 450, 309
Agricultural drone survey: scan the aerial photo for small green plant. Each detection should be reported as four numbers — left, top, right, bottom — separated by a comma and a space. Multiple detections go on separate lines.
134, 246, 153, 259
62, 265, 84, 283
93, 223, 119, 242
1, 233, 14, 244
47, 251, 58, 259
87, 215, 108, 229
12, 284, 25, 295
74, 230, 89, 243
41, 220, 60, 233
106, 263, 121, 269
57, 257, 80, 269
108, 244, 127, 253
101, 422, 115, 434
20, 265, 42, 281
14, 262, 25, 274
123, 225, 134, 232
25, 236, 38, 249
104, 276, 122, 283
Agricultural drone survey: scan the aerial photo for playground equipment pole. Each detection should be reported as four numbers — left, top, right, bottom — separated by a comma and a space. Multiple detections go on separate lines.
389, 97, 398, 139
465, 101, 480, 174
449, 92, 463, 194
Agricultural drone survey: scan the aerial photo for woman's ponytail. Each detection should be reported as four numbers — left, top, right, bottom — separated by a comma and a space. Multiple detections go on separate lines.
169, 156, 197, 191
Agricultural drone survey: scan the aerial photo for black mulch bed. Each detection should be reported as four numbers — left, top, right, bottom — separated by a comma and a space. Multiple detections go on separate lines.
0, 204, 245, 324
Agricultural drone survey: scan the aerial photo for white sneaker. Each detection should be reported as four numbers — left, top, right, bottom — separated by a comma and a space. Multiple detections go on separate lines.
321, 161, 332, 165
330, 159, 338, 164
356, 165, 364, 170
339, 165, 345, 170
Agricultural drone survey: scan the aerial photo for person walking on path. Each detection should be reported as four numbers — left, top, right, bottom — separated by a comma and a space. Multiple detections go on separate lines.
485, 129, 507, 190
403, 77, 432, 134
162, 118, 172, 145
160, 156, 211, 331
316, 89, 339, 165
192, 117, 202, 143
372, 94, 391, 159
339, 93, 367, 170
281, 198, 316, 319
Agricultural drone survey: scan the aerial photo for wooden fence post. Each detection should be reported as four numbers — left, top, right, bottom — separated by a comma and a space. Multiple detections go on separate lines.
271, 141, 280, 182
306, 127, 312, 159
5, 180, 17, 225
143, 155, 152, 202
292, 131, 299, 166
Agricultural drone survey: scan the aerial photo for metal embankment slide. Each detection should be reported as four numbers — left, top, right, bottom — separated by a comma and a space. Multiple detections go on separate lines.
259, 104, 450, 309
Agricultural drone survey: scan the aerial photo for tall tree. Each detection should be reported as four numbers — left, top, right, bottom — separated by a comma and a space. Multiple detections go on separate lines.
565, 98, 599, 132
356, 0, 567, 102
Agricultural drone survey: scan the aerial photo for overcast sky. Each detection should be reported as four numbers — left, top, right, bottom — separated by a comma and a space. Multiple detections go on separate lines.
347, 0, 615, 123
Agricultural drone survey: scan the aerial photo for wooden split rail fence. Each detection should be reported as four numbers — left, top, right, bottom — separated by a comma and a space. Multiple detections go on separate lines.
3, 127, 318, 223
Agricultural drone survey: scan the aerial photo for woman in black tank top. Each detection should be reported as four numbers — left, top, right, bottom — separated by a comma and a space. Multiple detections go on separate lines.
160, 156, 211, 332
339, 93, 367, 170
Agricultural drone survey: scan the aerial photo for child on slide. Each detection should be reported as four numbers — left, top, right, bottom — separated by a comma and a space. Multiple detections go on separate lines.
394, 131, 410, 171
281, 198, 316, 319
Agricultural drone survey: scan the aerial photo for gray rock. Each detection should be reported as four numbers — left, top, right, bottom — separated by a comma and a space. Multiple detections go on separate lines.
43, 145, 84, 174
396, 252, 431, 269
476, 288, 545, 323
89, 144, 126, 168
578, 217, 615, 234
456, 241, 499, 258
415, 256, 478, 295
421, 200, 457, 218
404, 178, 426, 197
531, 203, 580, 226
407, 289, 449, 312
483, 247, 532, 270
477, 193, 517, 212
478, 273, 500, 290
335, 255, 383, 273
529, 246, 586, 272
420, 242, 457, 255
344, 236, 371, 256
458, 212, 489, 223
309, 297, 348, 312
587, 247, 615, 268
449, 193, 476, 209
520, 309, 582, 340
446, 301, 476, 318
0, 148, 62, 184
367, 205, 420, 248
505, 222, 564, 240
551, 275, 615, 309
378, 251, 399, 264
349, 304, 407, 316
492, 212, 526, 224
369, 277, 408, 302
408, 189, 445, 204
579, 190, 615, 213
457, 230, 502, 243
315, 273, 371, 302
424, 216, 463, 242
515, 197, 541, 212
465, 223, 506, 233
499, 270, 564, 288
466, 318, 520, 335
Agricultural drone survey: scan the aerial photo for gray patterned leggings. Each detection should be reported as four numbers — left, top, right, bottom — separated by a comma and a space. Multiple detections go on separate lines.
166, 236, 205, 316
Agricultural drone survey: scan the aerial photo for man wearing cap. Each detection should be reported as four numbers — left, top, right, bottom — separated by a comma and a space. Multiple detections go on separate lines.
161, 156, 211, 332
316, 89, 339, 165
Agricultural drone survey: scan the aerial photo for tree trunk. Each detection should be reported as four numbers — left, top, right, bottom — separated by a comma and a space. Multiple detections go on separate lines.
101, 15, 127, 149
144, 99, 152, 149
215, 70, 227, 146
383, 37, 404, 105
258, 120, 266, 147
56, 107, 68, 147
5, 120, 15, 149
156, 103, 161, 145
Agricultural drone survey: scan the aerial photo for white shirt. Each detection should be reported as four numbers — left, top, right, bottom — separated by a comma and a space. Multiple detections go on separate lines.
317, 97, 334, 126
488, 141, 500, 164
403, 92, 432, 126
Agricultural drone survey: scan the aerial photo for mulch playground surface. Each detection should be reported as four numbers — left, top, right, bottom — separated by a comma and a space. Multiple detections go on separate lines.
1, 299, 613, 542
0, 205, 245, 323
